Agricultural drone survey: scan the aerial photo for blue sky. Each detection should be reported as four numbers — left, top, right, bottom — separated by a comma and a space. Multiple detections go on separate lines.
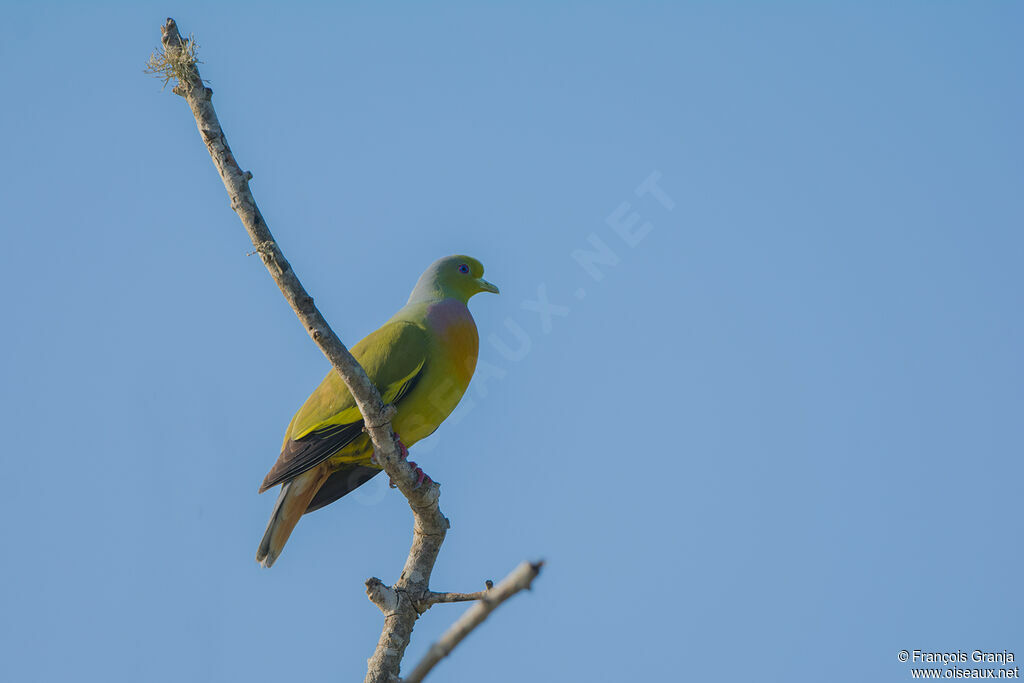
1, 2, 1022, 682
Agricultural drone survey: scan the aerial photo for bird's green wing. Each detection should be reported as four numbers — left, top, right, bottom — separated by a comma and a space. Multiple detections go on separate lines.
258, 321, 428, 492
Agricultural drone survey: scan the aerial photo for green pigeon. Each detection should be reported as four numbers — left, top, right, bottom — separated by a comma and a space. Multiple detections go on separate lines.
256, 255, 499, 567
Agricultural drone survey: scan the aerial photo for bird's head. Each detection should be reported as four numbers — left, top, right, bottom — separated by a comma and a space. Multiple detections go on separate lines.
408, 255, 500, 304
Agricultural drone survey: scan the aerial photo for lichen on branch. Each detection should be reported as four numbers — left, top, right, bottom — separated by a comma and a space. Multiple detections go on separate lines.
145, 31, 203, 91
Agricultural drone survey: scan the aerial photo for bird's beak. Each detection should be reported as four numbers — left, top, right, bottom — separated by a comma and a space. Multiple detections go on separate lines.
477, 278, 500, 294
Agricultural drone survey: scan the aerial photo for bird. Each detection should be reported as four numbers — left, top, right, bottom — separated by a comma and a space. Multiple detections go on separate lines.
255, 255, 499, 568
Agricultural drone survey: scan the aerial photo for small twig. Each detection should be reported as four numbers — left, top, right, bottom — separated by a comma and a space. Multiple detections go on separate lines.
403, 561, 544, 683
424, 591, 489, 606
416, 579, 496, 610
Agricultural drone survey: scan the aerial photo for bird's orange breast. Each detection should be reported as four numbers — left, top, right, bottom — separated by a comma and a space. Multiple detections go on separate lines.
425, 298, 479, 387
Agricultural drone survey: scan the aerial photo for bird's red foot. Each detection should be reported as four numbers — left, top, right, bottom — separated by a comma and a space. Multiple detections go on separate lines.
393, 432, 409, 460
378, 432, 429, 488
372, 431, 409, 468
407, 461, 432, 489
386, 460, 432, 490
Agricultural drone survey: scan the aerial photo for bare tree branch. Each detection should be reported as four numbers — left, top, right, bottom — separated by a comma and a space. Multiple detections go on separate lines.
151, 18, 541, 682
403, 562, 545, 683
153, 18, 411, 475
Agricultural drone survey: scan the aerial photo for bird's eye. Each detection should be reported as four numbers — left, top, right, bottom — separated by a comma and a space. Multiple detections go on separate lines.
457, 264, 470, 274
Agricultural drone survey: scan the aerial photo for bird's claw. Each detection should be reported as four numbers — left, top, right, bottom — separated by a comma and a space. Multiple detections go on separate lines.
379, 433, 429, 488
407, 461, 431, 489
393, 432, 409, 460
372, 432, 409, 467
386, 461, 432, 490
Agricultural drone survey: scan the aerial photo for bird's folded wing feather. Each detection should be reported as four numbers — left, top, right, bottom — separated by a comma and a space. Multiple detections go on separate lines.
258, 321, 428, 492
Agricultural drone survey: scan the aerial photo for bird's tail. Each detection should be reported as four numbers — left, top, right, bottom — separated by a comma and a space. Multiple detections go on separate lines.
256, 465, 328, 568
